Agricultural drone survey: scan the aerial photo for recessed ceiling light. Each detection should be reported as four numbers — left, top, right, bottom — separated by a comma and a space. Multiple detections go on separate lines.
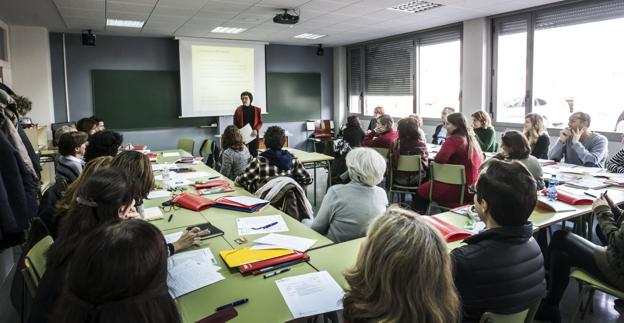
106, 19, 144, 28
294, 33, 326, 40
387, 0, 442, 13
211, 27, 246, 34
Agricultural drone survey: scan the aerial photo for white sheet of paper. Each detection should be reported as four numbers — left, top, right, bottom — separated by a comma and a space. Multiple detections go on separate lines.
240, 123, 255, 144
224, 196, 269, 207
163, 231, 183, 244
152, 163, 179, 171
167, 248, 224, 298
252, 234, 316, 252
144, 207, 164, 221
236, 215, 288, 236
172, 171, 214, 180
163, 152, 180, 157
147, 190, 171, 199
276, 271, 344, 319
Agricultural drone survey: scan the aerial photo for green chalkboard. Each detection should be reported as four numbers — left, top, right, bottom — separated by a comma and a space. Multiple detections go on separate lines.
265, 72, 321, 122
92, 70, 206, 130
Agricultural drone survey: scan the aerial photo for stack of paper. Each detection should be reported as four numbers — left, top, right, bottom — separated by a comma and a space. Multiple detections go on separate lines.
275, 271, 344, 319
252, 234, 316, 252
147, 190, 171, 199
236, 215, 288, 236
143, 207, 164, 221
167, 248, 224, 298
162, 152, 180, 157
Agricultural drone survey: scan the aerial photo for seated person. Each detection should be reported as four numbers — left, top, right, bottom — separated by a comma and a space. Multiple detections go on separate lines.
362, 114, 398, 149
56, 131, 88, 184
236, 126, 312, 193
343, 206, 460, 323
391, 117, 428, 186
53, 124, 77, 146
342, 115, 365, 148
548, 112, 608, 167
471, 110, 498, 153
452, 160, 545, 323
524, 113, 550, 159
491, 130, 544, 190
606, 145, 624, 173
367, 106, 385, 132
310, 148, 388, 243
415, 113, 483, 212
219, 125, 251, 180
409, 114, 427, 140
432, 107, 455, 145
75, 117, 98, 136
111, 151, 155, 219
84, 130, 123, 163
90, 115, 105, 132
54, 220, 181, 323
537, 193, 624, 323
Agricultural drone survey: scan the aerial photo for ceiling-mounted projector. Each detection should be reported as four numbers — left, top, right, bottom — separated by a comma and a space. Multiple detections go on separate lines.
273, 9, 299, 24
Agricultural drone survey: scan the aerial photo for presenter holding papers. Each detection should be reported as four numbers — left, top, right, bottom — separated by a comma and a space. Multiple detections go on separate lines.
233, 91, 263, 157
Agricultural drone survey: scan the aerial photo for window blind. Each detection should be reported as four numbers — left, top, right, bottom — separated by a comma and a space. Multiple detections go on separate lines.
419, 28, 462, 46
365, 39, 414, 96
536, 0, 624, 30
348, 47, 362, 100
497, 19, 528, 36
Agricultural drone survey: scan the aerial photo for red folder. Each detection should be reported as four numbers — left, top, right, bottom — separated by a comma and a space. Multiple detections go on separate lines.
194, 180, 231, 189
172, 193, 215, 211
239, 252, 309, 274
146, 152, 158, 162
131, 145, 147, 150
421, 216, 472, 242
541, 189, 592, 205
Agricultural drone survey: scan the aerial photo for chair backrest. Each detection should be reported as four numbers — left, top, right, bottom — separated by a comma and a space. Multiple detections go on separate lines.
24, 235, 53, 287
396, 155, 422, 172
177, 138, 195, 155
430, 162, 465, 185
479, 309, 530, 323
199, 139, 217, 168
51, 121, 76, 145
372, 147, 390, 161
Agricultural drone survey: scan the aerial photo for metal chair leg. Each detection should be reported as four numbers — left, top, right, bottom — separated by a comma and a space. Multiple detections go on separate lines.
571, 284, 589, 323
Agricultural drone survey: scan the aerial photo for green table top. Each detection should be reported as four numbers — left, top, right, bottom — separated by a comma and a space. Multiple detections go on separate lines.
259, 147, 334, 164
306, 238, 363, 289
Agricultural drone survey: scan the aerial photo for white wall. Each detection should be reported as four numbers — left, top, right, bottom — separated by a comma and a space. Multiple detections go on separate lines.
461, 18, 489, 116
0, 17, 11, 87
9, 25, 54, 125
333, 46, 347, 130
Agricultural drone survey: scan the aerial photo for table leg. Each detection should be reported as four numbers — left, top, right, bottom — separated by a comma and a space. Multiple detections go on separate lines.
313, 162, 318, 207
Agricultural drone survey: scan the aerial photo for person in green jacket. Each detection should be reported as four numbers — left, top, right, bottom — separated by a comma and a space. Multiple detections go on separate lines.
471, 110, 498, 152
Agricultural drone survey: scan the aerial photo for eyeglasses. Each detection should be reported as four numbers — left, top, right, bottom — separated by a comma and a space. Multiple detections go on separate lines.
159, 204, 180, 212
468, 185, 477, 195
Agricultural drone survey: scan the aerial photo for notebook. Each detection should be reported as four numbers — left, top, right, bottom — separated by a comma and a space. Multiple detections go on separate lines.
187, 222, 224, 240
219, 247, 294, 268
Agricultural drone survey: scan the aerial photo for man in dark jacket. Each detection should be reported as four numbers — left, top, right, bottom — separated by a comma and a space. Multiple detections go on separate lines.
451, 159, 545, 322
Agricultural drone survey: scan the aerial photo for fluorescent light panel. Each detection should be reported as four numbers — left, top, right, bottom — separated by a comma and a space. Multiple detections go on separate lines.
388, 0, 442, 13
211, 27, 246, 34
294, 33, 326, 39
106, 19, 144, 28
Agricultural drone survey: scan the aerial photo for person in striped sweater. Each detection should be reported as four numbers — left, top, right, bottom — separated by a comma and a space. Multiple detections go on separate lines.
606, 145, 624, 173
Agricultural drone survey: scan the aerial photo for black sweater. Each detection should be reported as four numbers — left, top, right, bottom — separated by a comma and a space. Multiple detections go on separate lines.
530, 133, 550, 159
342, 127, 365, 148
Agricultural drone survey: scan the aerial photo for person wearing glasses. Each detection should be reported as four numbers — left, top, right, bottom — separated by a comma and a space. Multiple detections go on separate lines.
451, 160, 545, 323
548, 112, 608, 167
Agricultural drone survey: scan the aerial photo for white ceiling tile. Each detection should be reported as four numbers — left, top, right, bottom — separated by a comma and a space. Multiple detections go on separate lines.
53, 0, 104, 10
103, 0, 156, 3
258, 0, 310, 7
152, 6, 197, 17
357, 0, 410, 8
332, 5, 381, 16
194, 10, 239, 20
308, 13, 356, 24
107, 2, 153, 14
142, 21, 181, 30
233, 14, 272, 24
299, 1, 350, 12
106, 11, 151, 21
58, 7, 104, 18
147, 15, 189, 24
157, 0, 209, 9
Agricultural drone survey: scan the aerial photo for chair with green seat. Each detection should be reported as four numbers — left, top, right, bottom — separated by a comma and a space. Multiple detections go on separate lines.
24, 235, 53, 288
371, 147, 390, 162
177, 138, 195, 155
199, 139, 217, 168
388, 154, 422, 202
427, 161, 466, 214
570, 269, 624, 322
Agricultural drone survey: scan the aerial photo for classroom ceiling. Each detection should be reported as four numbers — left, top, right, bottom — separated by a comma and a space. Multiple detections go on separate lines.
0, 0, 563, 46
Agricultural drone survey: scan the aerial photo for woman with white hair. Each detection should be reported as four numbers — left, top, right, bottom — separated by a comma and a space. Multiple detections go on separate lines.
310, 148, 388, 243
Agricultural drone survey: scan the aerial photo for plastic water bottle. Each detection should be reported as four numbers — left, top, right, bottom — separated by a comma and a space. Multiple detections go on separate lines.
548, 174, 558, 201
162, 163, 171, 190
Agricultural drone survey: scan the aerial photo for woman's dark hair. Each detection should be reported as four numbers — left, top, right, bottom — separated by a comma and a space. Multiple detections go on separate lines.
446, 112, 478, 155
46, 168, 136, 269
346, 116, 361, 129
58, 131, 88, 156
264, 126, 285, 150
111, 150, 154, 200
397, 117, 421, 141
378, 114, 394, 129
501, 130, 531, 159
476, 160, 536, 226
76, 118, 97, 134
222, 125, 245, 151
54, 220, 180, 323
84, 130, 123, 163
240, 91, 253, 103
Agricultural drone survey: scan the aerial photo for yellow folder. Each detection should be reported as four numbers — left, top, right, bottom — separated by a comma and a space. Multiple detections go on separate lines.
219, 247, 294, 268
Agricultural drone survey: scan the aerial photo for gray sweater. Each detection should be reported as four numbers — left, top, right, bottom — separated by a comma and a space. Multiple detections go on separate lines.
311, 182, 388, 243
548, 132, 608, 167
219, 146, 251, 180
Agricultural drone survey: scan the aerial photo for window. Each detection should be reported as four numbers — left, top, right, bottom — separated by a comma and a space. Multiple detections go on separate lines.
347, 26, 462, 118
493, 0, 624, 132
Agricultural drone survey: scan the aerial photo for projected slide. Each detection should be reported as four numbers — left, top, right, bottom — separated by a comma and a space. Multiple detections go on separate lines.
178, 38, 266, 117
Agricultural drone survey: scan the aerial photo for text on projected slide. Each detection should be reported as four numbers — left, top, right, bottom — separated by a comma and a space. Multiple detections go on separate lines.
191, 45, 254, 112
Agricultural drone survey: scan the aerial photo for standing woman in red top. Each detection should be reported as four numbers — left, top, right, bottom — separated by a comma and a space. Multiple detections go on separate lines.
414, 112, 483, 213
233, 91, 263, 157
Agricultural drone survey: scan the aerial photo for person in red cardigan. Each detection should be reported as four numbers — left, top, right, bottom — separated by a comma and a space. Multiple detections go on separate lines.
362, 114, 398, 149
233, 91, 263, 157
414, 112, 483, 213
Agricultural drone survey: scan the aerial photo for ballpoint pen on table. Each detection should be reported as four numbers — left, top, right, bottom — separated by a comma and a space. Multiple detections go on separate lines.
215, 298, 249, 311
252, 221, 278, 230
263, 268, 290, 279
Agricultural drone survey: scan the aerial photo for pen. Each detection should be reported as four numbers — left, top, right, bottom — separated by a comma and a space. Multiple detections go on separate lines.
253, 259, 306, 274
215, 298, 249, 311
263, 268, 290, 279
167, 214, 173, 222
252, 221, 278, 230
604, 190, 609, 196
584, 192, 598, 198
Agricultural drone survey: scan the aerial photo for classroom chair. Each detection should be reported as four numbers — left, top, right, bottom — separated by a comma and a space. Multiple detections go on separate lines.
24, 235, 53, 288
177, 138, 195, 155
570, 269, 624, 322
388, 154, 422, 202
371, 147, 390, 162
427, 162, 466, 214
199, 139, 217, 168
479, 309, 530, 323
